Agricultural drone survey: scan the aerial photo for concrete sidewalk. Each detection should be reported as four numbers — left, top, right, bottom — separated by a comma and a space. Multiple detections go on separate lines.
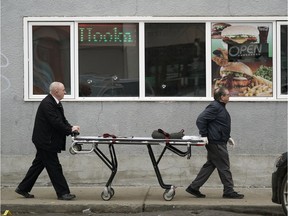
1, 186, 284, 215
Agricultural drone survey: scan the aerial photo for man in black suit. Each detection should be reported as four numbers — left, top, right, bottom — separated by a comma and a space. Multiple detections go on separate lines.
15, 82, 80, 200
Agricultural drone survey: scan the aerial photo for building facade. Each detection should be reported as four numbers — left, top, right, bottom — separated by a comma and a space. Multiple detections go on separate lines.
1, 0, 287, 189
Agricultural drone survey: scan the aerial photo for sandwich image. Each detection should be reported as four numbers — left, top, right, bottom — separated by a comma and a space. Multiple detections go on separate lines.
214, 62, 272, 96
221, 25, 259, 45
217, 62, 254, 89
211, 23, 231, 39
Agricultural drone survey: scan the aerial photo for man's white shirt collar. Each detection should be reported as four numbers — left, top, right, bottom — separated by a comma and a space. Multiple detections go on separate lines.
52, 95, 60, 104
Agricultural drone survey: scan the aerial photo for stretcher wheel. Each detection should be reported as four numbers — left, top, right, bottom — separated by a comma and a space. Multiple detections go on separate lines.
109, 187, 115, 196
74, 144, 82, 151
101, 190, 112, 201
163, 189, 175, 201
69, 144, 82, 154
69, 147, 75, 155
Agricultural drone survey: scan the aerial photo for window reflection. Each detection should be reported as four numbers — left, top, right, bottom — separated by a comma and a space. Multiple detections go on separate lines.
78, 23, 139, 97
32, 26, 70, 94
280, 25, 288, 95
145, 23, 206, 97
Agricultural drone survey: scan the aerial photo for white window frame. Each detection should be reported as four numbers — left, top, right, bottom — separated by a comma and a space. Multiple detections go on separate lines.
24, 21, 75, 100
23, 16, 288, 102
276, 21, 288, 99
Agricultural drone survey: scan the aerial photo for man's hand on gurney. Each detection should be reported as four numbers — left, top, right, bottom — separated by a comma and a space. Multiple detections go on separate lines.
71, 126, 80, 134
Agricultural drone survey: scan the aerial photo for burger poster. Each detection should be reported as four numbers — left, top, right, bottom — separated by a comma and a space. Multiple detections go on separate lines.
211, 22, 273, 97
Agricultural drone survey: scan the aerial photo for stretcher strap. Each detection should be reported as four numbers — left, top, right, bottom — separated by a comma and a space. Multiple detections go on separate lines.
103, 133, 117, 143
157, 129, 170, 144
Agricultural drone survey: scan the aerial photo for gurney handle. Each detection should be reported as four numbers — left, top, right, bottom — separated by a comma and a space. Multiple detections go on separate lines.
72, 130, 80, 137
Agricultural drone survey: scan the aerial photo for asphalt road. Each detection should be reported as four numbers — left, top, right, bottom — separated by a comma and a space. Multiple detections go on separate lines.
12, 209, 284, 216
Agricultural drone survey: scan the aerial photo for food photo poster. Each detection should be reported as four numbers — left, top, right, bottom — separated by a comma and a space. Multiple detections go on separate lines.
211, 22, 273, 97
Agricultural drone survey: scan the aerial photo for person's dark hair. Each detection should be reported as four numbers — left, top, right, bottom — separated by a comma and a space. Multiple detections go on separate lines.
214, 87, 228, 101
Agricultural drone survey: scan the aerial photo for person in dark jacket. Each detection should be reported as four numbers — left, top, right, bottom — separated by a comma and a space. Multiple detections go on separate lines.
15, 82, 80, 200
186, 87, 244, 199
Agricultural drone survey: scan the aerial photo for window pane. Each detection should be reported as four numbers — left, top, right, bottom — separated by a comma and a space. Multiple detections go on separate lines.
33, 26, 71, 94
280, 25, 288, 95
211, 22, 273, 97
145, 23, 206, 97
78, 23, 139, 97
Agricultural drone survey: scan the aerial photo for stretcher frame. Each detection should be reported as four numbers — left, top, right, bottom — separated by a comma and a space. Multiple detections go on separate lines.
70, 134, 205, 201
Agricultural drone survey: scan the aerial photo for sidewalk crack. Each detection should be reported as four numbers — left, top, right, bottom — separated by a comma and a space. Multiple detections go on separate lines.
142, 186, 150, 212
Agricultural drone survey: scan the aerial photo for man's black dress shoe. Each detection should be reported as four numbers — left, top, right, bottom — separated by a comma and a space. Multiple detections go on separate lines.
58, 193, 76, 200
15, 187, 34, 198
223, 191, 244, 199
185, 186, 206, 198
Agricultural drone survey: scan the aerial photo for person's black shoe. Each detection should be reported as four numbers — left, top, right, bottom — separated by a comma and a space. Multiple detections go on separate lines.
15, 187, 34, 198
223, 192, 244, 199
185, 186, 206, 198
58, 193, 76, 200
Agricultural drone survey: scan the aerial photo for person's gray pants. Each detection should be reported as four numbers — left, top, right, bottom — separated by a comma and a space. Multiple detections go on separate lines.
190, 143, 234, 195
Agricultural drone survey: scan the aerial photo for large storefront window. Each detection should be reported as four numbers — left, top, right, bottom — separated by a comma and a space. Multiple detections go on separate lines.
145, 23, 206, 97
78, 23, 139, 97
32, 26, 71, 94
24, 17, 287, 101
211, 22, 273, 97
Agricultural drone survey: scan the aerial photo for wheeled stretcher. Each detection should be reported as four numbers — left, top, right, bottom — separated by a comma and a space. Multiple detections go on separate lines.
69, 133, 205, 201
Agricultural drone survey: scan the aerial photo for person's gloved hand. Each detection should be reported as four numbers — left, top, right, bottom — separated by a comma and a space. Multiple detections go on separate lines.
228, 137, 236, 148
202, 137, 208, 145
